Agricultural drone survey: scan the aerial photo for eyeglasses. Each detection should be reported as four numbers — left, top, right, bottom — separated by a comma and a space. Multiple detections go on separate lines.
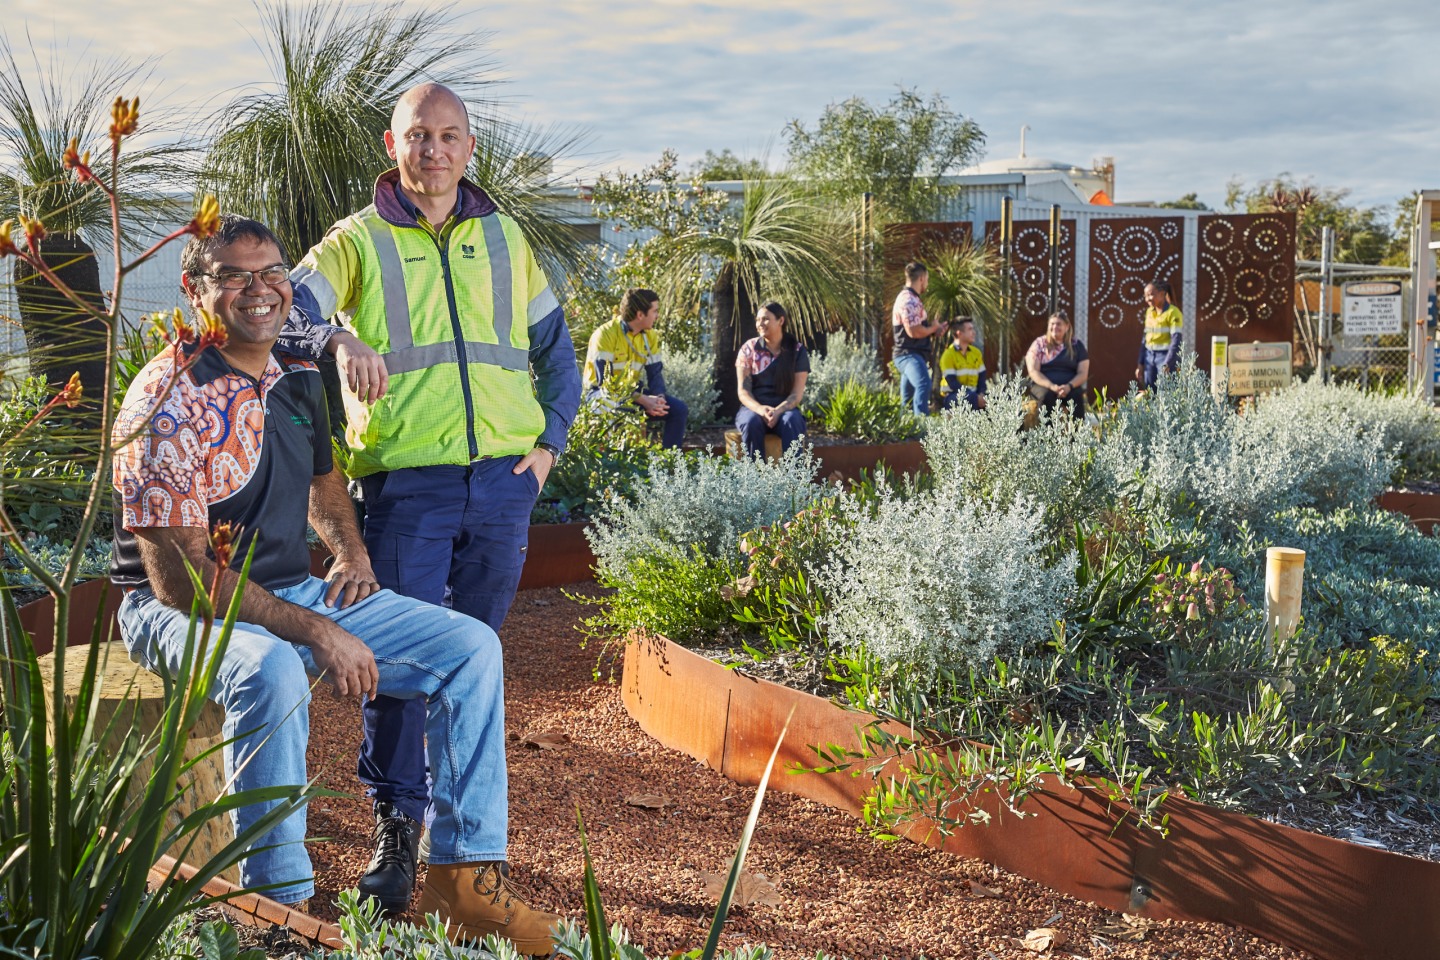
197, 264, 292, 289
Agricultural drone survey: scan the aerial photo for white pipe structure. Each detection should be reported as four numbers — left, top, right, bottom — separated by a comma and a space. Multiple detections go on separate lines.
1264, 547, 1305, 694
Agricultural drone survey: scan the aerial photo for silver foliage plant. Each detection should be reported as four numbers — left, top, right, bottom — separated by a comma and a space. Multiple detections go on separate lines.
586, 447, 825, 574
1092, 361, 1393, 532
819, 481, 1076, 673
803, 330, 886, 412
662, 343, 722, 425
923, 373, 1105, 538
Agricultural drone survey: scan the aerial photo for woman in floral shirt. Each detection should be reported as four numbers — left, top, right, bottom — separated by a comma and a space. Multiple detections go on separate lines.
1025, 310, 1090, 420
735, 302, 810, 457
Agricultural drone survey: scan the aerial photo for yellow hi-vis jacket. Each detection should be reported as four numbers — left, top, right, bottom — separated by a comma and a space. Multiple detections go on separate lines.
291, 172, 566, 478
1142, 304, 1184, 352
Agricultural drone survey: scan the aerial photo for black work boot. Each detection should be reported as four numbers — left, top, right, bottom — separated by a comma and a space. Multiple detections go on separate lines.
356, 801, 424, 915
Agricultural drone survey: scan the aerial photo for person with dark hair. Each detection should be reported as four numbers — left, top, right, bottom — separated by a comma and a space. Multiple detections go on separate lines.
274, 82, 579, 931
111, 215, 562, 954
735, 302, 809, 456
1025, 311, 1090, 420
937, 316, 987, 411
891, 261, 947, 415
582, 288, 688, 447
1135, 280, 1183, 389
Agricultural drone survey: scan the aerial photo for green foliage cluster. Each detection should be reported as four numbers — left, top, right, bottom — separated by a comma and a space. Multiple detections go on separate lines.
808, 379, 924, 443
1225, 173, 1405, 265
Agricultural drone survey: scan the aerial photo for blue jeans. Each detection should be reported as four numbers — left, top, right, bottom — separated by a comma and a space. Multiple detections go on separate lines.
893, 352, 933, 415
356, 458, 538, 825
735, 407, 806, 457
117, 578, 509, 904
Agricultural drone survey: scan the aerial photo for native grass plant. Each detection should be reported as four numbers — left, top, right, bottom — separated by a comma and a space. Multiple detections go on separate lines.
820, 481, 1076, 676
924, 373, 1106, 540
802, 330, 884, 413
661, 342, 722, 426
808, 379, 925, 444
0, 99, 326, 959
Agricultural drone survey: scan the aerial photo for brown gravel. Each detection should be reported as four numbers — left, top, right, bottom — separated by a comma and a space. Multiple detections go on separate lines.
301, 584, 1312, 960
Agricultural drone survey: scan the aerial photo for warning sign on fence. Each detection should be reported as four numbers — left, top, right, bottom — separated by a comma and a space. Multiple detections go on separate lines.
1225, 342, 1292, 396
1342, 281, 1403, 337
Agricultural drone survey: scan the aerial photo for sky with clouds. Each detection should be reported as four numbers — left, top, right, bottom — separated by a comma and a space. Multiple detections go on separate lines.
7, 0, 1438, 212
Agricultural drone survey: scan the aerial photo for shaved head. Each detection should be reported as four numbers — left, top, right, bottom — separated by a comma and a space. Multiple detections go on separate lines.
391, 83, 470, 135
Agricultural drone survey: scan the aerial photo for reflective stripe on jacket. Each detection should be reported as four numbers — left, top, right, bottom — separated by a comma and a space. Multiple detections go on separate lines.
1142, 305, 1184, 351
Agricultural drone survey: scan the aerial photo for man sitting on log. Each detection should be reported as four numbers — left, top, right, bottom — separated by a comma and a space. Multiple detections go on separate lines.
108, 214, 563, 955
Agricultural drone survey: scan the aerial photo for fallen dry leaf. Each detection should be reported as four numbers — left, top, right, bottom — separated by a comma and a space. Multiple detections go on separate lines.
519, 729, 568, 750
1021, 927, 1067, 953
967, 879, 1004, 899
1095, 914, 1151, 943
623, 793, 671, 809
700, 867, 781, 907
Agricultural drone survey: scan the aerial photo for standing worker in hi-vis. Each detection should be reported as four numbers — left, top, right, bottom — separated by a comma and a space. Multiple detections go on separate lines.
1134, 279, 1183, 390
278, 82, 580, 926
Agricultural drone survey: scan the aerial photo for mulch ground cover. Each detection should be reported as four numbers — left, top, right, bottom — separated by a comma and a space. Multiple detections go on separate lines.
298, 584, 1310, 960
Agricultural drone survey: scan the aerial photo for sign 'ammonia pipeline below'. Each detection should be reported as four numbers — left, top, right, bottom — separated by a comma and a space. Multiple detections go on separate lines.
1211, 337, 1292, 396
1342, 280, 1404, 337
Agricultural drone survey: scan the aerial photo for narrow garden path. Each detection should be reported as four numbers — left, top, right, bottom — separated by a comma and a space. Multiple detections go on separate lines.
299, 584, 1310, 960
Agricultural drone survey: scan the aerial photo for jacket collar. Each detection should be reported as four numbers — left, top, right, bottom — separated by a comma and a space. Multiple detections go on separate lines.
371, 168, 498, 227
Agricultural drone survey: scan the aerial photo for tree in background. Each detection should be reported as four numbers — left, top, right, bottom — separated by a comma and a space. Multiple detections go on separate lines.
1158, 193, 1209, 210
784, 87, 984, 222
689, 148, 772, 183
1225, 174, 1394, 264
0, 41, 187, 414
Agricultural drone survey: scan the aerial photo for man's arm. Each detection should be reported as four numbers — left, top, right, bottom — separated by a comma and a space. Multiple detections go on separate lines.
528, 304, 580, 455
134, 527, 378, 698
308, 467, 380, 609
281, 231, 390, 403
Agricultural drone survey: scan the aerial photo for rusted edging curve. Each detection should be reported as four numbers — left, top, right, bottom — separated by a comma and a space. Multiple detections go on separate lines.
1376, 489, 1440, 535
148, 853, 343, 949
621, 632, 1440, 960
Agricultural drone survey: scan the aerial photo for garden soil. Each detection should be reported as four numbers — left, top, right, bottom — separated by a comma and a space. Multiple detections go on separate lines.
297, 584, 1311, 960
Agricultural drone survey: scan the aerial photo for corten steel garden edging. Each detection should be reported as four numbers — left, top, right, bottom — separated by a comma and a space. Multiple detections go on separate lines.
147, 853, 343, 949
1377, 489, 1440, 535
621, 632, 1440, 960
810, 440, 926, 482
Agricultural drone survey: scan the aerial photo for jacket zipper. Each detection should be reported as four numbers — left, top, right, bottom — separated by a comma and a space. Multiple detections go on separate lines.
433, 233, 479, 460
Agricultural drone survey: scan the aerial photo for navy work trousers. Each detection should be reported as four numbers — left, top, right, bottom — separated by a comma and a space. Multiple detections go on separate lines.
356, 456, 540, 824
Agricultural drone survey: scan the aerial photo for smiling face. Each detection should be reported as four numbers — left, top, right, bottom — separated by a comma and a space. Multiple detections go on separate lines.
1046, 313, 1070, 343
183, 236, 292, 355
384, 85, 476, 203
755, 306, 786, 343
1144, 284, 1167, 310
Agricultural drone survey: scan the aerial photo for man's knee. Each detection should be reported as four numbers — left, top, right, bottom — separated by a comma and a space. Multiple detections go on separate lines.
231, 637, 312, 716
666, 394, 688, 421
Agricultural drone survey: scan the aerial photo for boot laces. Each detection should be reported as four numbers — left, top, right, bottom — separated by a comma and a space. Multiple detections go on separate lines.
473, 862, 523, 910
369, 809, 418, 870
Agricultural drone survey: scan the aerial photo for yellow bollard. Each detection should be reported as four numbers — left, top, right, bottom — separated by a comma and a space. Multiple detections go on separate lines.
1264, 547, 1305, 693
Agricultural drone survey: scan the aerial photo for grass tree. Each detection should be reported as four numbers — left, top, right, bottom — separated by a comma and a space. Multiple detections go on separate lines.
200, 0, 589, 283
919, 240, 1007, 350
0, 41, 188, 413
662, 178, 862, 417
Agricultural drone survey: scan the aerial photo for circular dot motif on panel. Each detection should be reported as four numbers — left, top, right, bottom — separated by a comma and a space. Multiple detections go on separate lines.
1224, 304, 1251, 328
1015, 229, 1047, 262
1025, 291, 1049, 315
1089, 254, 1114, 302
1199, 254, 1226, 312
1094, 222, 1114, 242
1235, 268, 1265, 302
1225, 249, 1244, 267
1116, 226, 1160, 271
1119, 276, 1148, 305
1203, 218, 1235, 251
1245, 217, 1288, 257
1021, 265, 1045, 290
1159, 220, 1181, 240
1098, 303, 1126, 329
1269, 263, 1291, 284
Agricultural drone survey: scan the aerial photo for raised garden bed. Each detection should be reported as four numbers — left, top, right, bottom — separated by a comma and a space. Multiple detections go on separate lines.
621, 632, 1440, 960
1377, 488, 1440, 534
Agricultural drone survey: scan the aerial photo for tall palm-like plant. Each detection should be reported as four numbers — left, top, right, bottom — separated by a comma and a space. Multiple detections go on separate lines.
663, 178, 861, 416
920, 241, 1006, 345
0, 42, 188, 407
201, 0, 589, 284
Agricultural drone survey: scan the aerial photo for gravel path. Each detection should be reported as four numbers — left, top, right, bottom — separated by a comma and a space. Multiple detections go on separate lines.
300, 584, 1311, 960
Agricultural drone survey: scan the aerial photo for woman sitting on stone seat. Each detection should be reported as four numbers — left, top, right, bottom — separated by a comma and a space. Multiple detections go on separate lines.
734, 302, 809, 457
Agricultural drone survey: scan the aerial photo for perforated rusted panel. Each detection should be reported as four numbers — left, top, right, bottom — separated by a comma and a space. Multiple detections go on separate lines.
1196, 213, 1296, 367
984, 219, 1076, 371
1086, 217, 1184, 397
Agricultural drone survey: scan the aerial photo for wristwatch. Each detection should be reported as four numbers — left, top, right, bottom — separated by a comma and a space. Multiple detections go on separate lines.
537, 441, 562, 464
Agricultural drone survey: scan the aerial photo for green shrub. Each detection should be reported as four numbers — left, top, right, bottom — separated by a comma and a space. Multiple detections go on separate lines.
534, 392, 667, 524
810, 379, 924, 443
661, 343, 721, 425
803, 331, 884, 412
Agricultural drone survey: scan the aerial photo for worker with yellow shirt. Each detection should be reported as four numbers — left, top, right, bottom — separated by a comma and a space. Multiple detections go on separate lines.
1135, 280, 1183, 389
583, 288, 688, 447
938, 316, 987, 411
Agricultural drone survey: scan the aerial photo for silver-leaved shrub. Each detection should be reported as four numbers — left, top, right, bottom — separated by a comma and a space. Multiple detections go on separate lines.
586, 447, 825, 574
923, 374, 1106, 538
819, 481, 1076, 672
803, 330, 886, 413
661, 343, 722, 425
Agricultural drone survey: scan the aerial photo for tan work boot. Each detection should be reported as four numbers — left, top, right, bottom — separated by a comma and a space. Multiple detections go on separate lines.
417, 860, 561, 956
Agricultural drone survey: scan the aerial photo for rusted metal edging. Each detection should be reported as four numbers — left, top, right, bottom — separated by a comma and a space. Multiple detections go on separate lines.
148, 853, 343, 949
621, 633, 1440, 960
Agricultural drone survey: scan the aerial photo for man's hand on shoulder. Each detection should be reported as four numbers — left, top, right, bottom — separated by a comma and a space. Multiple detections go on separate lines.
324, 552, 382, 609
330, 331, 389, 403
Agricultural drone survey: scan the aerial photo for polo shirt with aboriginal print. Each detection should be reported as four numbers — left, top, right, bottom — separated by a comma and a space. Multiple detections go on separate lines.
110, 343, 332, 593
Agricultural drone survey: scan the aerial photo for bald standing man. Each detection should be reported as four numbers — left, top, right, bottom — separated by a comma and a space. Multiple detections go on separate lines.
279, 82, 578, 945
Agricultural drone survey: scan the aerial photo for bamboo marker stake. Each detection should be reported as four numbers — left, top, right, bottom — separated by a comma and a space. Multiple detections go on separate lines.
1265, 547, 1305, 693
